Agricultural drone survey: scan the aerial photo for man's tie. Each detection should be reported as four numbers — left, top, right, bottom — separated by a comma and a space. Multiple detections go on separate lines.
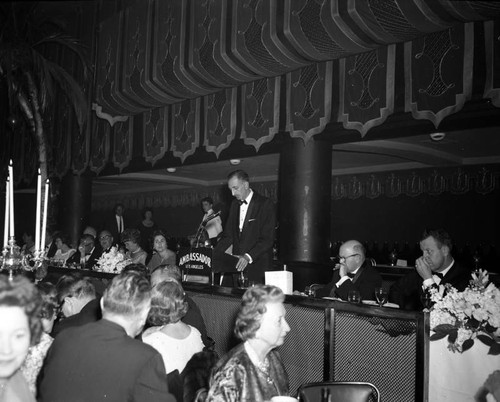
434, 272, 444, 279
239, 200, 247, 206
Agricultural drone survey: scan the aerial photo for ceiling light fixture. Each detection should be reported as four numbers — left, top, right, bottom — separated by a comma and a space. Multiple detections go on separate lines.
166, 167, 177, 173
430, 132, 446, 141
229, 159, 241, 165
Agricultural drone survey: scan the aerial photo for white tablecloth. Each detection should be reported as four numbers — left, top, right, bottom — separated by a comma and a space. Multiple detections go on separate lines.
429, 338, 500, 402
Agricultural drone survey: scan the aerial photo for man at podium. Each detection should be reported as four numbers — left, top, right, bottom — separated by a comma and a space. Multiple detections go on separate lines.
214, 170, 276, 284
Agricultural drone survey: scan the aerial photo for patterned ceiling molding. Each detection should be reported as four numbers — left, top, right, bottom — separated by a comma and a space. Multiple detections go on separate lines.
92, 103, 129, 127
404, 23, 474, 128
331, 164, 500, 200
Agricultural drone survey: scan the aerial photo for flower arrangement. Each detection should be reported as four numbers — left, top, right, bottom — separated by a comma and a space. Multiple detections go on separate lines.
94, 246, 132, 274
430, 270, 500, 354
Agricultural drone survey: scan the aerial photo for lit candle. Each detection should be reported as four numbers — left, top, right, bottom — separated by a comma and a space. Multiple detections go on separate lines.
35, 168, 42, 251
3, 179, 9, 247
8, 160, 14, 238
41, 180, 49, 252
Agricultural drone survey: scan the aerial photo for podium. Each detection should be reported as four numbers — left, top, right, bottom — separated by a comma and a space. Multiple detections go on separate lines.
178, 247, 214, 284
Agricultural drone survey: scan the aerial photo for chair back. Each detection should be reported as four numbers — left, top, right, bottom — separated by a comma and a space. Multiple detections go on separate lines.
298, 381, 380, 402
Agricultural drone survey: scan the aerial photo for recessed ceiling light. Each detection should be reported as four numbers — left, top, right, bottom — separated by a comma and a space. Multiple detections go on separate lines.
166, 167, 177, 173
229, 159, 241, 165
430, 132, 446, 141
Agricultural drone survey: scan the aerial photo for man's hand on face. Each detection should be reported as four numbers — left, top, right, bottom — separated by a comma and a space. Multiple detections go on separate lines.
415, 256, 433, 280
338, 263, 348, 278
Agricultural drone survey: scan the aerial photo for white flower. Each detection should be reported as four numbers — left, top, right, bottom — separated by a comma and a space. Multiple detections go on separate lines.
95, 247, 132, 274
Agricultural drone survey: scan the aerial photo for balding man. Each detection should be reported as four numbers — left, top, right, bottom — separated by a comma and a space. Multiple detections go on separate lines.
316, 240, 382, 301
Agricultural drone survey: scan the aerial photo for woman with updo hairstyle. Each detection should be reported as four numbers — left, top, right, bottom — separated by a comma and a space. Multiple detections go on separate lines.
147, 230, 176, 273
21, 282, 59, 396
52, 231, 76, 265
121, 228, 148, 265
142, 281, 204, 374
0, 276, 42, 401
136, 208, 157, 254
206, 284, 291, 402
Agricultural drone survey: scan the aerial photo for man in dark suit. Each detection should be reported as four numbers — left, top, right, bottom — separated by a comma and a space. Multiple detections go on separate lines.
105, 203, 128, 243
66, 234, 102, 269
50, 278, 101, 338
215, 170, 276, 283
389, 228, 471, 310
316, 240, 382, 300
39, 271, 175, 402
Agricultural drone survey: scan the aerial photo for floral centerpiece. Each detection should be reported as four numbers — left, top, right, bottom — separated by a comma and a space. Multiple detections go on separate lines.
430, 269, 500, 354
94, 246, 132, 274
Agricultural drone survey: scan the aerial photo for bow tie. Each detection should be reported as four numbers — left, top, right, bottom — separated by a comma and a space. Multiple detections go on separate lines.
347, 272, 355, 279
238, 200, 247, 206
433, 272, 444, 279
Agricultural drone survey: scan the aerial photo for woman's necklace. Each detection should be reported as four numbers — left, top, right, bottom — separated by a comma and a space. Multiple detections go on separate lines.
244, 341, 278, 390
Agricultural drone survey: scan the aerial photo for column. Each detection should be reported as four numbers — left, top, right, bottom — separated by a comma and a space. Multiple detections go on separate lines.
58, 173, 92, 247
278, 138, 332, 290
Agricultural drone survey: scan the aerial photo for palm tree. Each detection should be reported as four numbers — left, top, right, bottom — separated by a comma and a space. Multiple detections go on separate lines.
0, 2, 91, 184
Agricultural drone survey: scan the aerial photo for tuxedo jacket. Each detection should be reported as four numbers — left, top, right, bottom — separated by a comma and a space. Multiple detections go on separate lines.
315, 261, 382, 301
389, 260, 470, 310
104, 214, 129, 244
65, 246, 102, 269
215, 192, 276, 282
39, 319, 175, 402
50, 298, 102, 338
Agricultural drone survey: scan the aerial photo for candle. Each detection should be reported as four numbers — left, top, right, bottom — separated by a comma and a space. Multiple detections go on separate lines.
3, 179, 9, 247
35, 168, 41, 251
41, 180, 49, 252
8, 161, 14, 238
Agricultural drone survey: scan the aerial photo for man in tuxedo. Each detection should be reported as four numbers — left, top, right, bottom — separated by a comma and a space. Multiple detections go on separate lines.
105, 203, 127, 242
389, 228, 471, 310
50, 278, 100, 337
214, 170, 276, 283
39, 271, 175, 402
66, 234, 101, 269
45, 229, 58, 258
316, 240, 382, 300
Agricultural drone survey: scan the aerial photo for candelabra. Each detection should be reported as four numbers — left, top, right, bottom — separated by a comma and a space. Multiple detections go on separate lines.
1, 237, 47, 281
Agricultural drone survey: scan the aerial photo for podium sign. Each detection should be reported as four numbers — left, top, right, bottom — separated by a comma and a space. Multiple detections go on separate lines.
178, 247, 212, 280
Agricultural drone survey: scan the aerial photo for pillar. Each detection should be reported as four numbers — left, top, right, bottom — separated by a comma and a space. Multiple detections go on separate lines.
278, 138, 332, 290
58, 173, 92, 247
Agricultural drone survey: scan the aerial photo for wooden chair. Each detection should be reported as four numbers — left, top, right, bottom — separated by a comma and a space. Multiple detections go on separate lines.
298, 381, 380, 402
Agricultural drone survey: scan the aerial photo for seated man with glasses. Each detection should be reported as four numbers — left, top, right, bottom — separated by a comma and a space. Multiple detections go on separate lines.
66, 234, 102, 269
315, 240, 382, 300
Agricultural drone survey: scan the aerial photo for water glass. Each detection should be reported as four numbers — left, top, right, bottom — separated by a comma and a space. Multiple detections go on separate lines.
374, 287, 388, 307
347, 290, 361, 304
237, 273, 249, 288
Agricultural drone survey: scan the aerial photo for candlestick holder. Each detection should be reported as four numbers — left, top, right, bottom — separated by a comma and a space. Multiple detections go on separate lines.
1, 237, 23, 280
22, 248, 49, 282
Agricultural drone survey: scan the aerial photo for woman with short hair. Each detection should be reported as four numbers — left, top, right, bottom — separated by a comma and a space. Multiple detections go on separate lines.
142, 281, 204, 374
121, 228, 148, 265
147, 230, 176, 272
206, 284, 291, 402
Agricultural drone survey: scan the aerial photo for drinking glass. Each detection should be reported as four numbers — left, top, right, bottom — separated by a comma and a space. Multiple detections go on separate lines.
347, 290, 361, 304
374, 287, 388, 307
237, 272, 249, 288
420, 291, 433, 310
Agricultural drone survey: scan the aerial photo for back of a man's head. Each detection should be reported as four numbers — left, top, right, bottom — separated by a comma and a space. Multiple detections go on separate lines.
102, 271, 151, 318
151, 264, 182, 286
68, 279, 96, 301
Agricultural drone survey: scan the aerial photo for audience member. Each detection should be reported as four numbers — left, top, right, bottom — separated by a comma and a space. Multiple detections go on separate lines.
315, 240, 382, 300
0, 276, 42, 402
21, 282, 58, 396
66, 234, 101, 269
50, 278, 100, 338
21, 231, 36, 255
150, 264, 210, 347
122, 228, 148, 265
51, 232, 76, 265
182, 351, 218, 402
122, 262, 150, 278
389, 228, 470, 310
39, 271, 176, 402
143, 281, 204, 373
44, 228, 58, 258
97, 229, 115, 253
82, 226, 97, 239
206, 284, 290, 402
136, 207, 157, 254
147, 230, 176, 272
105, 203, 128, 243
476, 370, 500, 402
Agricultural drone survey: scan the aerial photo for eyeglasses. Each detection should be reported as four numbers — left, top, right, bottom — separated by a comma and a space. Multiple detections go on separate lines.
338, 253, 360, 263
